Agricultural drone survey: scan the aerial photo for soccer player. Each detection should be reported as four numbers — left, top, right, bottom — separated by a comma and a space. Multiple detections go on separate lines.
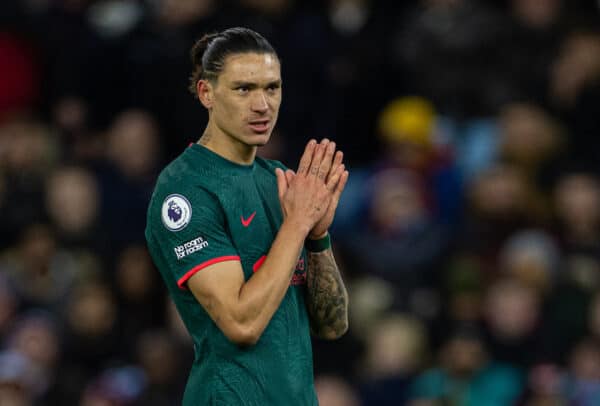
145, 27, 349, 405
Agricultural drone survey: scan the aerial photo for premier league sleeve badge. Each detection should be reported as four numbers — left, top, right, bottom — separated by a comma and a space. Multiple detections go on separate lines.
161, 194, 192, 231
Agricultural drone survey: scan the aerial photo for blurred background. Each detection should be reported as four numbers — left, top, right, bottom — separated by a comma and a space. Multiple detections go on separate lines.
1, 0, 600, 405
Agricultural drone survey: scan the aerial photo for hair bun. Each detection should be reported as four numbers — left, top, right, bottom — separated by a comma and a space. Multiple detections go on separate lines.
190, 32, 219, 66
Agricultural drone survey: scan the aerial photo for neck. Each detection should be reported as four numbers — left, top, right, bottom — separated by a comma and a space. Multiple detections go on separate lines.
198, 129, 257, 165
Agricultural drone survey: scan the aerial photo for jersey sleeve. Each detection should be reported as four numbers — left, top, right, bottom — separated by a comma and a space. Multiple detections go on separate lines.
147, 189, 240, 290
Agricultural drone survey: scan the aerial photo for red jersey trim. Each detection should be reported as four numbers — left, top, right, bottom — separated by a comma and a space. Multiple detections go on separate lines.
252, 255, 267, 272
178, 255, 241, 289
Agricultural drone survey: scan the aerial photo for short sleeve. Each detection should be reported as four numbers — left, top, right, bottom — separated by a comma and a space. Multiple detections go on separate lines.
146, 189, 239, 289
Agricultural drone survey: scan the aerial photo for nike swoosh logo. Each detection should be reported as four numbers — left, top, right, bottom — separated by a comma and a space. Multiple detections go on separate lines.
241, 211, 256, 227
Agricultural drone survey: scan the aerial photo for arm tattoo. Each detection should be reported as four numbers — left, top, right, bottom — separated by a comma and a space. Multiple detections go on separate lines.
306, 249, 349, 339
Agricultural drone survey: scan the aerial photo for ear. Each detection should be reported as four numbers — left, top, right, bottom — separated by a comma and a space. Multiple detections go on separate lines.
197, 80, 213, 109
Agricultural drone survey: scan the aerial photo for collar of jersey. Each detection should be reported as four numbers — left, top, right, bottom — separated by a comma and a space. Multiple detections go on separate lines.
187, 143, 256, 174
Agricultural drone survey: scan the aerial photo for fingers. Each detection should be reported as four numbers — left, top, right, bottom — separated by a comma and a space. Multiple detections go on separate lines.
297, 139, 317, 175
275, 168, 287, 202
326, 151, 344, 183
309, 139, 329, 178
326, 164, 345, 191
299, 138, 344, 185
316, 140, 335, 180
335, 170, 349, 197
285, 169, 295, 184
328, 169, 349, 211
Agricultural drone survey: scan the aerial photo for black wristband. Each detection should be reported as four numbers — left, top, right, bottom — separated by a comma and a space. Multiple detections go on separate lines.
305, 233, 331, 252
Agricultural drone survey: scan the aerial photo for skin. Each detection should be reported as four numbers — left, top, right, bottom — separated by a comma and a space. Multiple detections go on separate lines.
187, 51, 349, 345
196, 52, 282, 164
278, 141, 349, 339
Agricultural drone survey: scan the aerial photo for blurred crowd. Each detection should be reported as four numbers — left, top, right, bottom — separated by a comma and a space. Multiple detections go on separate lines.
1, 0, 600, 405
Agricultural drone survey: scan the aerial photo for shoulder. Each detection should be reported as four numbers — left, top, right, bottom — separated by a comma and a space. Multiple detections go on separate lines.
154, 152, 198, 192
255, 156, 289, 173
147, 161, 221, 233
151, 150, 221, 205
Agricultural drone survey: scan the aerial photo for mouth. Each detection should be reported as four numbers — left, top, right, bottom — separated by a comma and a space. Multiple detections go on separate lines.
248, 119, 270, 134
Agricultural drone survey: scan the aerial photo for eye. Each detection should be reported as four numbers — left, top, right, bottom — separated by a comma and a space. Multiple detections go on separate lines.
236, 86, 249, 95
267, 84, 280, 93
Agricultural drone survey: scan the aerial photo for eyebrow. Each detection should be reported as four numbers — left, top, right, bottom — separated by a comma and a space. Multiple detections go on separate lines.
230, 80, 282, 88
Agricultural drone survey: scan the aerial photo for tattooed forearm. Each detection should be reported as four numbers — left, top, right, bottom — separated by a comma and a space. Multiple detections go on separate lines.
306, 249, 349, 339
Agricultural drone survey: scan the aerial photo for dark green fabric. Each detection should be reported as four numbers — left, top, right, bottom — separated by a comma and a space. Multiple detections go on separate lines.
146, 144, 316, 405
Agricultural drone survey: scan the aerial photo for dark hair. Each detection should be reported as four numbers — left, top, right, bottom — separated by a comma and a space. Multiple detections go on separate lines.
188, 27, 277, 97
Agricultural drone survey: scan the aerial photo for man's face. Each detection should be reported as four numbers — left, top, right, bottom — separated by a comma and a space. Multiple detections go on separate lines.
206, 52, 282, 148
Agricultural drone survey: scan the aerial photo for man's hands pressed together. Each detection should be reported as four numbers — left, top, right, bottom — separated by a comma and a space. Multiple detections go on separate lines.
275, 139, 349, 238
276, 138, 350, 340
187, 138, 349, 347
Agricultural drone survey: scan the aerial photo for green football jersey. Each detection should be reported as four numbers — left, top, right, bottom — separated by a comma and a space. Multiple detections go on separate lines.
145, 143, 317, 406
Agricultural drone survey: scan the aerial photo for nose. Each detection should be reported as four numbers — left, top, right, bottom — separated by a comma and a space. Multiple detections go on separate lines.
251, 91, 269, 113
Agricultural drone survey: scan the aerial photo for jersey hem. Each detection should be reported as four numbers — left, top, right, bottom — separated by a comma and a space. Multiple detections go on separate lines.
178, 255, 241, 289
